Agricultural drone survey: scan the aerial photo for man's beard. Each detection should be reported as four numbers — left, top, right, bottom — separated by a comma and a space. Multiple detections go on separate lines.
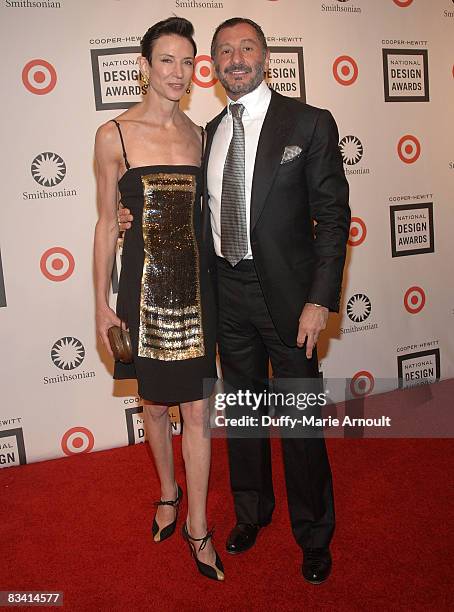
216, 58, 266, 97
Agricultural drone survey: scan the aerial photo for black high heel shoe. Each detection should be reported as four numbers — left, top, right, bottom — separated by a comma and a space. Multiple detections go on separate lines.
151, 484, 183, 543
182, 523, 225, 581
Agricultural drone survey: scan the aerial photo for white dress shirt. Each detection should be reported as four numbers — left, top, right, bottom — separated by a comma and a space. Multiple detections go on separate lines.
207, 80, 272, 259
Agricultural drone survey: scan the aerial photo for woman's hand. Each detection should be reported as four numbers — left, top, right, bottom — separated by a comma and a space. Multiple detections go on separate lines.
96, 304, 122, 357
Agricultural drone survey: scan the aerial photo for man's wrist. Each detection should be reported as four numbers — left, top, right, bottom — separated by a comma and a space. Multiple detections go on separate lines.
307, 302, 328, 309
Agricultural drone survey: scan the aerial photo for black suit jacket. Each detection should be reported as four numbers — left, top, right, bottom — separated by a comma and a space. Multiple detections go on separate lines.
203, 89, 350, 347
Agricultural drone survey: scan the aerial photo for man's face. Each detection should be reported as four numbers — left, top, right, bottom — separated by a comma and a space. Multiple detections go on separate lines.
213, 23, 269, 100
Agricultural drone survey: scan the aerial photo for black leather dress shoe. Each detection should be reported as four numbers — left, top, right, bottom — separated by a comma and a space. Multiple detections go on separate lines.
226, 523, 260, 554
302, 548, 332, 584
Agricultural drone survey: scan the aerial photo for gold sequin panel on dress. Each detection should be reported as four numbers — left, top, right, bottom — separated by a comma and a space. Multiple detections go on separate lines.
138, 173, 204, 361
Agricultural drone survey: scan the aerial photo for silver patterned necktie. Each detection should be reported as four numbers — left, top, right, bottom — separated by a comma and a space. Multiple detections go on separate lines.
221, 103, 248, 266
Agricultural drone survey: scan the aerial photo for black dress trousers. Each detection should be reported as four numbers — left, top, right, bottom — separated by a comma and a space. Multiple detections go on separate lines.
216, 256, 335, 550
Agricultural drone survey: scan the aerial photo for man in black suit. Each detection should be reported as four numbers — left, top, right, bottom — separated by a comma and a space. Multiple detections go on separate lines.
119, 17, 350, 583
205, 18, 350, 584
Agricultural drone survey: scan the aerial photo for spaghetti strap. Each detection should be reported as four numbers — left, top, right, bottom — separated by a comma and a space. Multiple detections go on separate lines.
111, 119, 131, 170
200, 126, 205, 164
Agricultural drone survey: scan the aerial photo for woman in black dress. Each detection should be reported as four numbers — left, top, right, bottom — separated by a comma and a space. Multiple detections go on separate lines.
94, 17, 223, 581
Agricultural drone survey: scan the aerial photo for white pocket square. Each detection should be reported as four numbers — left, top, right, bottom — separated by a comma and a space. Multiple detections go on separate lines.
280, 145, 303, 164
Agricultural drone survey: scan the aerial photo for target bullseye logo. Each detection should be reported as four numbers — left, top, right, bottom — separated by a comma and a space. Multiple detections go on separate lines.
393, 0, 413, 7
397, 135, 421, 164
404, 286, 426, 314
348, 217, 367, 246
192, 55, 218, 88
40, 247, 75, 282
333, 55, 358, 86
61, 427, 94, 456
22, 59, 57, 95
350, 370, 374, 398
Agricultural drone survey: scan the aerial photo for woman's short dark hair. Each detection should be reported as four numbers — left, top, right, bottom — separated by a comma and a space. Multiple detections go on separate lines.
141, 17, 197, 64
210, 17, 267, 59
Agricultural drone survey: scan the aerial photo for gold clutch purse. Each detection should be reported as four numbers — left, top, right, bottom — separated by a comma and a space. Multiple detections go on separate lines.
107, 322, 133, 364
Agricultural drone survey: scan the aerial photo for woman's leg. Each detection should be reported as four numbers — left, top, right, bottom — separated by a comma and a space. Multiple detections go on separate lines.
179, 398, 215, 565
143, 401, 177, 527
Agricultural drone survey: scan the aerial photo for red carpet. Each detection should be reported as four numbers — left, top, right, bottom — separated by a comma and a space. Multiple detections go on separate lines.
1, 428, 453, 610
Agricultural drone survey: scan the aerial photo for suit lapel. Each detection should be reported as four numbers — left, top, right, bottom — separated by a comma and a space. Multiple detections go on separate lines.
250, 90, 294, 230
202, 108, 227, 242
204, 109, 227, 181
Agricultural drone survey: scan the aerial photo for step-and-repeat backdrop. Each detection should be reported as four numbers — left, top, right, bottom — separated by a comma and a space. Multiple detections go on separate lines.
1, 0, 453, 467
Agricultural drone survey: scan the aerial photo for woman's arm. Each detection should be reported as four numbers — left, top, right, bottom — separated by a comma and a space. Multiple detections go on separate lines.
94, 122, 122, 356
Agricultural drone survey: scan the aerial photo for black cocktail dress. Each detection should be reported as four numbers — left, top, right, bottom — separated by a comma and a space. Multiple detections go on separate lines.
111, 120, 216, 404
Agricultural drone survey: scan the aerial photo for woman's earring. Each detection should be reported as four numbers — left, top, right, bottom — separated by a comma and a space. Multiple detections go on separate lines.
141, 72, 149, 92
186, 85, 191, 94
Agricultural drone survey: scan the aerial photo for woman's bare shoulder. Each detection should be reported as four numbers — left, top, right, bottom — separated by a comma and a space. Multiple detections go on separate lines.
94, 120, 124, 164
95, 121, 117, 149
96, 106, 138, 143
98, 106, 141, 137
183, 114, 204, 140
